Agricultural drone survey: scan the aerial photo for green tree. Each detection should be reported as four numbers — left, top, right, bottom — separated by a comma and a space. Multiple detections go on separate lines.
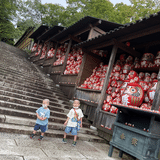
0, 0, 18, 44
129, 0, 160, 22
17, 0, 42, 24
66, 0, 115, 23
113, 3, 133, 24
14, 0, 42, 42
40, 3, 66, 27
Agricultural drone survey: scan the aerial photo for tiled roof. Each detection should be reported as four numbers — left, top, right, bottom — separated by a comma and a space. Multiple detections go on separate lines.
48, 16, 123, 42
74, 12, 160, 49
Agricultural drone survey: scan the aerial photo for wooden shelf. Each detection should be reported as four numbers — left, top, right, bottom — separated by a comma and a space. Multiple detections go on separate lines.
59, 82, 76, 87
33, 58, 44, 63
100, 109, 117, 117
76, 98, 98, 107
43, 63, 51, 67
112, 104, 160, 118
52, 64, 63, 67
50, 72, 61, 75
61, 74, 78, 76
133, 67, 159, 72
76, 87, 101, 93
46, 57, 53, 60
30, 54, 35, 58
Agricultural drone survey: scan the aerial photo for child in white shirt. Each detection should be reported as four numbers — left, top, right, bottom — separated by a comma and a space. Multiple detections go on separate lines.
62, 100, 84, 146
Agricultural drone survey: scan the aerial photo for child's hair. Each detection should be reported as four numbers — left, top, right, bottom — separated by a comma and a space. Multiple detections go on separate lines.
43, 99, 50, 104
73, 100, 80, 104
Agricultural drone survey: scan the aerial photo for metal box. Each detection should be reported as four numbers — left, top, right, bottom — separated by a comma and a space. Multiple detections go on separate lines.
108, 104, 160, 160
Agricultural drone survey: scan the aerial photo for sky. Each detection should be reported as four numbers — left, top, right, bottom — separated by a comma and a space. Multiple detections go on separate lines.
41, 0, 131, 7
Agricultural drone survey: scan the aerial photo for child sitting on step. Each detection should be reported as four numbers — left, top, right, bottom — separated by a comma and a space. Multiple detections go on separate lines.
30, 99, 50, 141
62, 100, 84, 146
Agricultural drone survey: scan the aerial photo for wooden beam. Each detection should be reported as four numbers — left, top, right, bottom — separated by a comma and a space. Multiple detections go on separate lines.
118, 24, 160, 43
87, 24, 160, 51
60, 20, 102, 43
69, 35, 82, 43
74, 20, 102, 38
151, 66, 160, 111
73, 26, 91, 37
75, 52, 87, 86
94, 19, 102, 26
88, 28, 94, 40
35, 40, 40, 52
87, 39, 113, 50
82, 48, 104, 60
59, 26, 91, 44
135, 40, 160, 49
113, 39, 141, 58
93, 26, 106, 35
61, 39, 72, 74
36, 42, 44, 61
48, 42, 59, 74
93, 45, 118, 127
43, 41, 51, 61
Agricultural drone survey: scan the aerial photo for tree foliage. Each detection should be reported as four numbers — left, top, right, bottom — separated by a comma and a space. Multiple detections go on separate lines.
113, 3, 133, 24
65, 0, 115, 25
40, 3, 66, 27
129, 0, 160, 22
0, 0, 17, 44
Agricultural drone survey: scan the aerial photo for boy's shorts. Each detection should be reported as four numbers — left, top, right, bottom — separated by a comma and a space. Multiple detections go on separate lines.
65, 126, 77, 135
34, 124, 48, 133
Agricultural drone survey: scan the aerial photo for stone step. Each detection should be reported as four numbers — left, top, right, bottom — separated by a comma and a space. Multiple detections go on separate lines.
0, 74, 66, 97
0, 99, 88, 123
0, 115, 97, 136
0, 76, 56, 92
0, 64, 53, 82
0, 88, 63, 106
0, 105, 90, 128
0, 42, 27, 56
0, 71, 54, 88
0, 88, 59, 103
0, 56, 51, 81
0, 55, 39, 71
0, 44, 97, 139
0, 85, 70, 106
0, 66, 67, 97
0, 65, 47, 82
0, 81, 70, 104
0, 63, 40, 78
0, 94, 67, 114
0, 97, 68, 118
0, 78, 66, 97
0, 122, 104, 142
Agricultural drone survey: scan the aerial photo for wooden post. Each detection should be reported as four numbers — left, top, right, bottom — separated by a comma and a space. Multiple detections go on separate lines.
151, 66, 160, 111
61, 39, 72, 74
38, 42, 44, 59
35, 40, 40, 52
93, 45, 118, 127
76, 52, 87, 86
48, 42, 59, 74
43, 41, 51, 61
30, 40, 34, 50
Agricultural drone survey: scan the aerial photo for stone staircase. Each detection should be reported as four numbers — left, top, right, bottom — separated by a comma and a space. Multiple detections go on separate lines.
0, 42, 105, 142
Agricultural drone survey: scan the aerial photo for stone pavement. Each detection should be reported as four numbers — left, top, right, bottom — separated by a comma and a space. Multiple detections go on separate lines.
0, 132, 136, 160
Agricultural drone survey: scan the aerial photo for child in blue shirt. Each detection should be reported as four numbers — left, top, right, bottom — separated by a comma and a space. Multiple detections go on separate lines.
30, 99, 50, 141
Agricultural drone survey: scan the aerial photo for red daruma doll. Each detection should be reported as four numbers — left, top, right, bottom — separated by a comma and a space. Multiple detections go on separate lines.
102, 103, 111, 112
121, 83, 144, 107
